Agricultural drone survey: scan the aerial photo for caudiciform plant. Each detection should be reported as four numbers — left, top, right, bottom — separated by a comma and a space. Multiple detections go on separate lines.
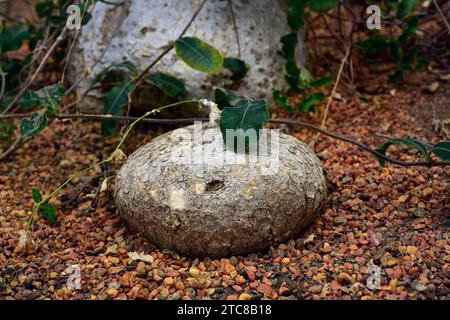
114, 97, 328, 257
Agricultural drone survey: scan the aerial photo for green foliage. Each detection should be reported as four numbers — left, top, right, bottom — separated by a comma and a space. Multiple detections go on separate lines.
92, 60, 139, 86
376, 137, 431, 166
214, 88, 250, 110
101, 78, 136, 137
174, 37, 224, 74
306, 0, 339, 12
223, 57, 248, 81
0, 119, 15, 141
146, 73, 187, 98
298, 92, 325, 112
431, 142, 450, 161
0, 24, 29, 54
397, 0, 418, 19
273, 90, 292, 112
31, 189, 56, 224
287, 0, 305, 30
216, 89, 269, 152
20, 113, 48, 138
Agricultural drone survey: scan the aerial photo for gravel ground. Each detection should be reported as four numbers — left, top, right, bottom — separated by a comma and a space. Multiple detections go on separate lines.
0, 82, 449, 300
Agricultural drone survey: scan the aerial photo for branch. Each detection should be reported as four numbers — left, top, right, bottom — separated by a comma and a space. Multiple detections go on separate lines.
1, 25, 69, 115
133, 0, 207, 85
433, 0, 450, 33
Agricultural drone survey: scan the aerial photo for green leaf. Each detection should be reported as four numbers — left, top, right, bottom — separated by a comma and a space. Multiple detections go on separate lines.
357, 35, 390, 54
37, 83, 64, 114
146, 73, 187, 98
220, 97, 270, 153
273, 90, 292, 112
92, 60, 139, 85
20, 113, 48, 137
298, 92, 325, 112
19, 91, 40, 110
40, 203, 56, 224
376, 137, 431, 166
281, 33, 298, 61
285, 60, 300, 78
0, 26, 29, 53
309, 75, 333, 88
388, 70, 404, 84
287, 0, 305, 30
397, 0, 418, 19
306, 0, 339, 12
299, 67, 312, 86
431, 141, 450, 161
214, 88, 250, 110
32, 189, 43, 203
174, 37, 223, 74
284, 74, 303, 93
102, 78, 136, 136
0, 119, 14, 141
223, 57, 248, 81
398, 16, 419, 43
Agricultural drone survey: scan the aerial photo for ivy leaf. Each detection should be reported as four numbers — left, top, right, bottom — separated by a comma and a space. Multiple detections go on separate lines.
398, 16, 419, 43
357, 35, 390, 54
309, 75, 333, 88
431, 141, 450, 161
32, 189, 43, 203
376, 137, 430, 166
306, 0, 339, 12
397, 0, 418, 19
19, 91, 40, 110
281, 33, 298, 61
0, 26, 29, 53
102, 78, 136, 136
20, 113, 48, 137
37, 83, 64, 114
287, 0, 305, 30
92, 60, 139, 85
146, 72, 187, 98
273, 90, 292, 112
223, 57, 248, 81
214, 88, 250, 110
298, 92, 325, 112
174, 37, 223, 74
220, 97, 269, 153
40, 203, 56, 224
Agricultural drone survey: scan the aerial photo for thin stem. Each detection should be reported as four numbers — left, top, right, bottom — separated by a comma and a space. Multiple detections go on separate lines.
29, 99, 199, 229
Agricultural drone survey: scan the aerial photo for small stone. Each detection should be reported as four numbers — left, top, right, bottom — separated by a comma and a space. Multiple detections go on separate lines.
164, 277, 174, 286
422, 187, 433, 197
108, 257, 120, 265
136, 261, 146, 275
337, 272, 354, 286
239, 293, 252, 300
106, 288, 119, 298
189, 266, 200, 276
323, 242, 332, 253
281, 258, 290, 264
398, 195, 409, 203
244, 267, 256, 281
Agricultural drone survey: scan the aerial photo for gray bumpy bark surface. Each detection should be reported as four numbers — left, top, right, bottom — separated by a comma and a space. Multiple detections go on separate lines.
115, 101, 327, 258
68, 0, 305, 114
